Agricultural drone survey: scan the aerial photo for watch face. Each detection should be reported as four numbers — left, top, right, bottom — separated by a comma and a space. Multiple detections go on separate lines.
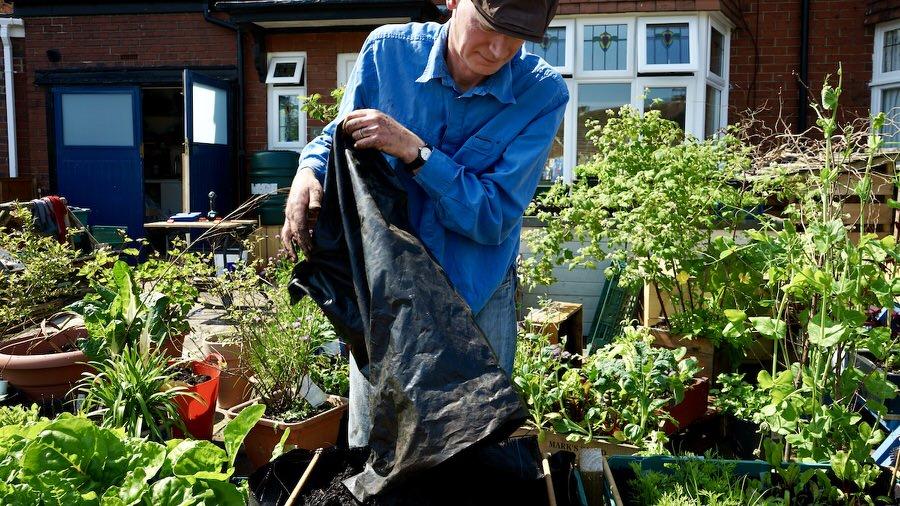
420, 146, 432, 161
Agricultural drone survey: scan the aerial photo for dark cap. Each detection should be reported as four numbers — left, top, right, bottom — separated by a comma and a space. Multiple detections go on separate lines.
469, 0, 559, 43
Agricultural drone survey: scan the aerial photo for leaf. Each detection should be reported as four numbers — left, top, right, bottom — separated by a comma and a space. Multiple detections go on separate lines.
750, 317, 787, 340
807, 317, 846, 347
676, 271, 690, 285
223, 403, 265, 468
164, 440, 227, 479
270, 427, 292, 462
724, 309, 747, 324
149, 477, 204, 506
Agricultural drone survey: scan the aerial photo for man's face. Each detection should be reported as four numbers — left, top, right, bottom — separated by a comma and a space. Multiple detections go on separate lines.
448, 0, 525, 77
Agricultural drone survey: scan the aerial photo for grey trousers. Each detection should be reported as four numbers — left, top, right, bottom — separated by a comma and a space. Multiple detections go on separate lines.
347, 267, 518, 448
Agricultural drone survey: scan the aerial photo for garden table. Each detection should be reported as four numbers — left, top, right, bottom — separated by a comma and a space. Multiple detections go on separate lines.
143, 219, 257, 265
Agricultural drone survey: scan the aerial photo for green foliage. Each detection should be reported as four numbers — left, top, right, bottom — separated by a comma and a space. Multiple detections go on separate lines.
0, 404, 43, 427
0, 410, 263, 505
216, 254, 348, 419
76, 346, 188, 442
710, 373, 766, 422
513, 326, 699, 451
302, 87, 345, 124
0, 207, 81, 334
522, 104, 764, 350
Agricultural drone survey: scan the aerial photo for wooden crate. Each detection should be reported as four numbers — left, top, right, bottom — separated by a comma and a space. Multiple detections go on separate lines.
526, 301, 584, 354
248, 223, 283, 264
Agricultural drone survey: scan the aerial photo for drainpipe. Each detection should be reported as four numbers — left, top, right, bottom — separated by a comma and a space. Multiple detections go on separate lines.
203, 5, 246, 203
0, 18, 23, 178
798, 0, 810, 134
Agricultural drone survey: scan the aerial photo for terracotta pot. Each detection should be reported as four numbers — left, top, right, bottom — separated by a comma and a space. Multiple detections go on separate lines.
228, 395, 348, 471
0, 317, 90, 402
662, 377, 710, 435
172, 354, 221, 440
160, 332, 186, 359
202, 336, 252, 409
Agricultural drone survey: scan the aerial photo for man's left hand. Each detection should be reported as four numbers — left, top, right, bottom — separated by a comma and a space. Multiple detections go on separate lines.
343, 109, 424, 165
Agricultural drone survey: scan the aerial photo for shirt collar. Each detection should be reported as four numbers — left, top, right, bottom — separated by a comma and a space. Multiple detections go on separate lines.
416, 21, 517, 105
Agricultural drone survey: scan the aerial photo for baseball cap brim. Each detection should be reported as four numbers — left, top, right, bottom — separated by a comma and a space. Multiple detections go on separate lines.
469, 1, 548, 43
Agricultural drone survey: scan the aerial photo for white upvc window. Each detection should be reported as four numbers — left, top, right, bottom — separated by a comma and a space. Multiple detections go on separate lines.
337, 52, 360, 88
267, 51, 308, 151
266, 55, 305, 85
872, 20, 900, 146
524, 18, 575, 75
533, 13, 730, 186
637, 16, 699, 73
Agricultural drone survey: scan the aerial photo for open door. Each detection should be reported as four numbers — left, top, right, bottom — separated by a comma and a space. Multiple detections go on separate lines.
183, 70, 233, 217
53, 87, 144, 237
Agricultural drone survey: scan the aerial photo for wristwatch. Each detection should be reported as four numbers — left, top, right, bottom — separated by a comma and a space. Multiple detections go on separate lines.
404, 144, 433, 174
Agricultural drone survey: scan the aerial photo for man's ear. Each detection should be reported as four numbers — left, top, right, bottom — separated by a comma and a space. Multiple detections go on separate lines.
446, 0, 459, 11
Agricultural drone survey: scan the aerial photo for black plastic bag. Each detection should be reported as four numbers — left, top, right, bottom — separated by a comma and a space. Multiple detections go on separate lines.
288, 127, 528, 501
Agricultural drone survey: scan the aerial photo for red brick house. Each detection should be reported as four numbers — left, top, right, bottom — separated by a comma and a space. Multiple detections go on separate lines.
0, 0, 889, 235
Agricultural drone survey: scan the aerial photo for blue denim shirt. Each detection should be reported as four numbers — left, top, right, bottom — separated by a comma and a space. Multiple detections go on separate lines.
298, 21, 568, 313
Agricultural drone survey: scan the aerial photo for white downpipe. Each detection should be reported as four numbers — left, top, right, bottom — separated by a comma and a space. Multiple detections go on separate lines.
0, 19, 22, 178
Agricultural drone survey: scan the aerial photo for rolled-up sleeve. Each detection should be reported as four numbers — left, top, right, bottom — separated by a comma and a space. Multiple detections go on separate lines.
298, 41, 373, 182
413, 88, 568, 246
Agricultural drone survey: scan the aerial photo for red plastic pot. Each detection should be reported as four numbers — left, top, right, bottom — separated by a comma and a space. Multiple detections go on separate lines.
172, 354, 222, 440
663, 377, 710, 435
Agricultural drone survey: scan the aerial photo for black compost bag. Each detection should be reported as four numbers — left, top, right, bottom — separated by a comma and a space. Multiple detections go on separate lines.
288, 127, 528, 501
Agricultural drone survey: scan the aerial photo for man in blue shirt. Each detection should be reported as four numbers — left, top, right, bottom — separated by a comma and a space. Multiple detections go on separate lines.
281, 0, 567, 447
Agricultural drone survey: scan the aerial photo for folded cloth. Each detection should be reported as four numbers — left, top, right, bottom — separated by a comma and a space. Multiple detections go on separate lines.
29, 198, 57, 238
288, 126, 527, 501
44, 196, 68, 243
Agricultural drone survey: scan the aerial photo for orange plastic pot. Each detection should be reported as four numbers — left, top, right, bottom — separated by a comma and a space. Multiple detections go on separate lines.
172, 354, 222, 440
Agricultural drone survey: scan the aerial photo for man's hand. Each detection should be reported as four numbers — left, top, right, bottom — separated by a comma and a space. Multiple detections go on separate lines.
281, 167, 323, 259
343, 109, 424, 164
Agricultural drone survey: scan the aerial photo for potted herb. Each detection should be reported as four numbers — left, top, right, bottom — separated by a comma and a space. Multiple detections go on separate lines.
514, 326, 702, 454
221, 257, 349, 470
522, 104, 764, 380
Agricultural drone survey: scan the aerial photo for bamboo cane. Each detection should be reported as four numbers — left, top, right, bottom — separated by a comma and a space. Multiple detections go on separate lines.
285, 447, 323, 506
543, 453, 558, 506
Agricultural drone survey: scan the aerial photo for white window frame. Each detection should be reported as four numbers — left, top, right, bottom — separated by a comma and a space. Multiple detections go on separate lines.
873, 19, 900, 87
635, 76, 698, 136
706, 16, 729, 86
267, 51, 308, 151
527, 18, 575, 75
576, 17, 635, 79
337, 52, 359, 88
266, 55, 305, 85
704, 81, 726, 138
569, 79, 635, 170
637, 15, 699, 73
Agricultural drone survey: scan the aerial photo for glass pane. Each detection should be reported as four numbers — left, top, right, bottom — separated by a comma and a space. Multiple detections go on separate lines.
705, 85, 721, 138
646, 23, 690, 65
525, 26, 567, 68
576, 83, 631, 166
884, 29, 900, 73
192, 82, 228, 145
62, 93, 134, 147
882, 88, 900, 145
645, 86, 687, 131
278, 94, 301, 143
583, 24, 628, 71
274, 62, 297, 78
709, 27, 724, 76
541, 122, 565, 182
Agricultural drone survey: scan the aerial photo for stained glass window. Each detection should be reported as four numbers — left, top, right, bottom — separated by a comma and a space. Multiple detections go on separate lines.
583, 24, 627, 71
705, 85, 721, 138
709, 27, 724, 76
884, 28, 900, 73
645, 87, 687, 131
278, 94, 301, 143
541, 122, 565, 182
646, 23, 690, 65
577, 83, 631, 165
525, 26, 567, 68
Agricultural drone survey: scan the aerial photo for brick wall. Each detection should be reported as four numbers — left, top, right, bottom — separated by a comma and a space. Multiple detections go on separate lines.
728, 0, 873, 131
867, 0, 900, 26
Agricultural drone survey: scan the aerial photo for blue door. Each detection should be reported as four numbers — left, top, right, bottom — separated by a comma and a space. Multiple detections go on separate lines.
53, 87, 144, 238
183, 71, 233, 217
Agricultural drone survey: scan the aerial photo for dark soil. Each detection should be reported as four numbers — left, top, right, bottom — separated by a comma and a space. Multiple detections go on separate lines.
250, 437, 568, 506
170, 365, 210, 386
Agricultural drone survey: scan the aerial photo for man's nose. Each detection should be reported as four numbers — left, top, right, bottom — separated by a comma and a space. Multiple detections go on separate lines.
489, 36, 513, 60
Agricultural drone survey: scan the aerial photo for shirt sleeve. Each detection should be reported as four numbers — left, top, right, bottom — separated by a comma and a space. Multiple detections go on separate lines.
297, 40, 373, 182
412, 87, 568, 246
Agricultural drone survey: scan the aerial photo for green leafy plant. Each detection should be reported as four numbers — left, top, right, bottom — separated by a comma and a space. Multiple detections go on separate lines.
0, 207, 82, 334
302, 86, 344, 124
522, 103, 763, 351
75, 346, 189, 442
0, 405, 265, 505
217, 254, 348, 421
514, 326, 699, 451
0, 404, 43, 427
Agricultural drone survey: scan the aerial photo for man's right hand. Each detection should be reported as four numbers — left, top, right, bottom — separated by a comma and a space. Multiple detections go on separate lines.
281, 167, 323, 260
